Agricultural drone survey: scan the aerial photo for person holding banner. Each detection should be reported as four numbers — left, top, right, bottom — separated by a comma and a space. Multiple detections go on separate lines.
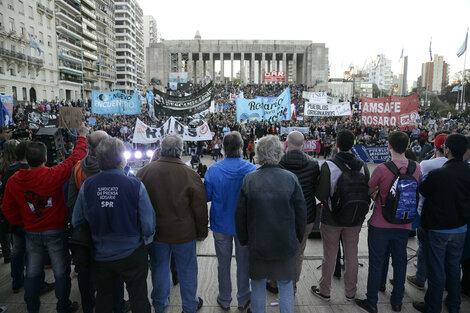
235, 135, 306, 313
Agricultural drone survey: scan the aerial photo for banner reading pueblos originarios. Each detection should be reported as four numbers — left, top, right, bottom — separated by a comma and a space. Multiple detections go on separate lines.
132, 117, 213, 144
92, 89, 141, 115
304, 102, 351, 117
361, 94, 418, 128
351, 145, 390, 164
236, 87, 291, 122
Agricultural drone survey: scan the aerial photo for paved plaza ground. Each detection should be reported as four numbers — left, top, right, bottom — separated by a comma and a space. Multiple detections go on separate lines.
1, 156, 469, 313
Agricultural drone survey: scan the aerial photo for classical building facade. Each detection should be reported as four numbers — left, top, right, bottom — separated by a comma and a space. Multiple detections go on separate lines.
146, 33, 329, 87
0, 0, 58, 104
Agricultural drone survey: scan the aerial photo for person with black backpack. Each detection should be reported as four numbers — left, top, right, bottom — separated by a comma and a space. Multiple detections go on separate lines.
311, 130, 370, 303
355, 131, 420, 313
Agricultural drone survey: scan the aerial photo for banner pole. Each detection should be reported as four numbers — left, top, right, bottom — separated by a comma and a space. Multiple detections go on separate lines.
461, 46, 467, 110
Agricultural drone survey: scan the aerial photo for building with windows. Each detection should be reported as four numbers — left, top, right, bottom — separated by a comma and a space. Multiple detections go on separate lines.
368, 54, 393, 92
143, 15, 158, 86
418, 55, 449, 95
0, 0, 58, 104
95, 0, 116, 92
115, 0, 145, 93
55, 0, 84, 101
398, 55, 408, 96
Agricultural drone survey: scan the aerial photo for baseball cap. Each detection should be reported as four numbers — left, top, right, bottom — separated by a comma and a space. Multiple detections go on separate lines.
432, 133, 447, 149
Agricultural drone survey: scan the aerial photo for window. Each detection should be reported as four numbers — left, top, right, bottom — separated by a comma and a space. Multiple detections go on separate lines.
0, 13, 3, 28
30, 47, 35, 58
50, 70, 54, 83
10, 44, 15, 53
19, 23, 25, 35
9, 67, 15, 76
12, 87, 17, 100
38, 14, 43, 26
20, 45, 25, 54
48, 53, 53, 65
47, 35, 52, 47
18, 0, 24, 15
8, 18, 14, 32
39, 32, 44, 44
22, 88, 27, 100
28, 6, 33, 20
41, 70, 46, 81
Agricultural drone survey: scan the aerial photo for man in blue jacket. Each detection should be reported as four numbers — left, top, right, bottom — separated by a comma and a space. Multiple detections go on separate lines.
204, 131, 257, 311
72, 137, 156, 313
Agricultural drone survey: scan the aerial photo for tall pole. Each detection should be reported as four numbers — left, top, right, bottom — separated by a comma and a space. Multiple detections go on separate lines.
460, 47, 467, 110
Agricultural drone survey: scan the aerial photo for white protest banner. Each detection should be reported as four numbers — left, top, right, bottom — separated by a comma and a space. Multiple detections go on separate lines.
304, 102, 351, 117
132, 117, 213, 144
280, 126, 310, 136
302, 91, 327, 104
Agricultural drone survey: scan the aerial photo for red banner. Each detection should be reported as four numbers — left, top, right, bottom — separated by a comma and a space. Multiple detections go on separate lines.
264, 71, 286, 82
361, 94, 419, 128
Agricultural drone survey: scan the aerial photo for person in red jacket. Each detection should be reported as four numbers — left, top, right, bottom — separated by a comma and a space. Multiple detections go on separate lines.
2, 123, 88, 313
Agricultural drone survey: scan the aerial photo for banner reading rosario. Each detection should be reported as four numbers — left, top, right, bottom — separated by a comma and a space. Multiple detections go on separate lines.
361, 94, 419, 128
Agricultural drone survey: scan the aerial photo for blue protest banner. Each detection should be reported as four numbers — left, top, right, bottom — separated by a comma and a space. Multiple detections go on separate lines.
351, 145, 390, 163
91, 90, 141, 115
237, 87, 291, 122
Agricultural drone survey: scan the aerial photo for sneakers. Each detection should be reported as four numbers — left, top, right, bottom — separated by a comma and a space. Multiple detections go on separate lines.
379, 284, 386, 292
310, 286, 330, 302
346, 295, 355, 302
407, 275, 425, 290
355, 299, 378, 313
0, 306, 6, 313
197, 297, 203, 311
391, 303, 402, 312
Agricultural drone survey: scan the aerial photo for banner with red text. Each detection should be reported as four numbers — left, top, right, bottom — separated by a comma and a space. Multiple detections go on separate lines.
264, 71, 286, 82
282, 140, 321, 153
361, 94, 418, 128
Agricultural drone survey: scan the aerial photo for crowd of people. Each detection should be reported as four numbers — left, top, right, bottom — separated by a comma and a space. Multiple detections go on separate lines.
0, 82, 469, 313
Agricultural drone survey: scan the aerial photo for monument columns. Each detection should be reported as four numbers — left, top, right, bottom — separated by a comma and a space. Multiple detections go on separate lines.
220, 53, 224, 83
240, 53, 245, 84
282, 52, 287, 73
208, 53, 214, 82
188, 53, 193, 82
230, 52, 234, 82
250, 53, 255, 83
261, 53, 266, 84
292, 53, 297, 83
197, 52, 203, 83
177, 53, 182, 72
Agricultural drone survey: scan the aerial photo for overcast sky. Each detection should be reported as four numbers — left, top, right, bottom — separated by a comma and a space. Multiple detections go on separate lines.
139, 0, 469, 87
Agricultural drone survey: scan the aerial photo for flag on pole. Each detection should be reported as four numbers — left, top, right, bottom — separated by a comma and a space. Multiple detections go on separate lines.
429, 37, 433, 61
324, 64, 331, 70
27, 33, 42, 56
451, 85, 463, 92
456, 28, 468, 57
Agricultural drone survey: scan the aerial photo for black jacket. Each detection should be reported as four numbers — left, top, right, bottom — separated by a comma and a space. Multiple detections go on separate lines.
235, 165, 306, 260
420, 158, 470, 230
279, 150, 320, 224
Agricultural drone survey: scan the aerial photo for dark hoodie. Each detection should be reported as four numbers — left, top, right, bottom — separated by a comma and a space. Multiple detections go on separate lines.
316, 152, 370, 226
279, 150, 320, 224
67, 155, 101, 218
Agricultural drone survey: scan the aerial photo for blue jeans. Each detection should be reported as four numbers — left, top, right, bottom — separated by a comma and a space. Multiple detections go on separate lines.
25, 228, 72, 313
366, 225, 410, 308
251, 279, 293, 313
424, 230, 466, 313
149, 240, 199, 313
213, 232, 250, 307
415, 226, 427, 284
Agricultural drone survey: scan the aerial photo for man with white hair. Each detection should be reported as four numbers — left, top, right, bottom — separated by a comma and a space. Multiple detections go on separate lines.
138, 135, 208, 313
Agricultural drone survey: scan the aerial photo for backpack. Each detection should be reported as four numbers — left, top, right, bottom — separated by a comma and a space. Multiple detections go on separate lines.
330, 158, 370, 226
74, 161, 88, 190
381, 160, 418, 224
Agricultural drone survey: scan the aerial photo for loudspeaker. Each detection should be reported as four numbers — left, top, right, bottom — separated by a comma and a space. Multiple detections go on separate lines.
33, 127, 65, 166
